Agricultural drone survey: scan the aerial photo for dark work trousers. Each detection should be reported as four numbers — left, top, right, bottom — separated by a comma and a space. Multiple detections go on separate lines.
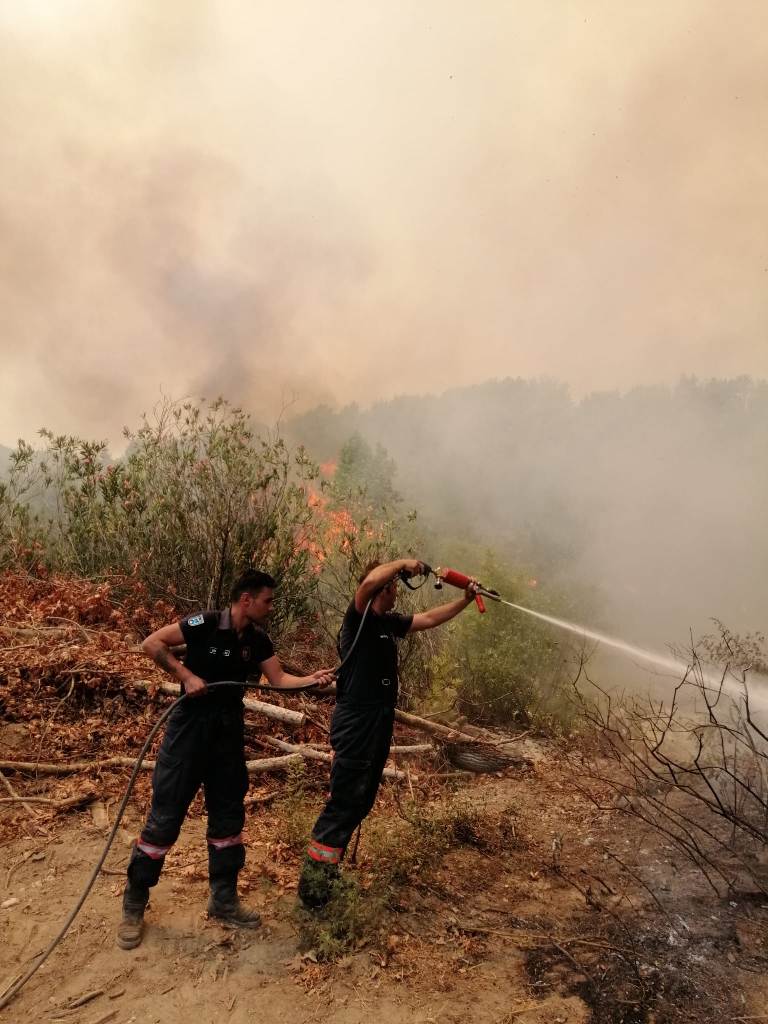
310, 703, 395, 860
125, 702, 248, 905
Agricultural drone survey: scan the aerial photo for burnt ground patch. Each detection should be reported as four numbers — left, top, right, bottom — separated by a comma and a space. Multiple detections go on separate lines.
524, 916, 740, 1024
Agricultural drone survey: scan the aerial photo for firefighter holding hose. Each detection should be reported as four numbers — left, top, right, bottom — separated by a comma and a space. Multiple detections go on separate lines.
297, 558, 479, 909
117, 569, 335, 950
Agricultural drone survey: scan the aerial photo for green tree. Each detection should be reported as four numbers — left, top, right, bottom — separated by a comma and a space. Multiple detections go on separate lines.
331, 433, 401, 510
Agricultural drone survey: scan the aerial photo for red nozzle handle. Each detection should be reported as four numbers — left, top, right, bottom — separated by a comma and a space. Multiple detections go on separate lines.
437, 568, 485, 613
439, 568, 471, 589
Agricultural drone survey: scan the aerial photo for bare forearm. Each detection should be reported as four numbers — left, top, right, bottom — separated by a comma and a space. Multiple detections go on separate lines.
411, 595, 473, 631
269, 669, 317, 689
143, 639, 192, 684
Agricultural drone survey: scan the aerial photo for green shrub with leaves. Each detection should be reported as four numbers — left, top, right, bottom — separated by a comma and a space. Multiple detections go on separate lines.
426, 551, 581, 729
0, 439, 48, 569
0, 398, 321, 639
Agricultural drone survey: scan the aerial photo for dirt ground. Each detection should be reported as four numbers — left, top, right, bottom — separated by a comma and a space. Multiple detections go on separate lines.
3, 730, 768, 1024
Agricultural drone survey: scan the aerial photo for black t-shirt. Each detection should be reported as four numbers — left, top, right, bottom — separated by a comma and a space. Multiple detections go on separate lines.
336, 600, 413, 708
179, 608, 274, 703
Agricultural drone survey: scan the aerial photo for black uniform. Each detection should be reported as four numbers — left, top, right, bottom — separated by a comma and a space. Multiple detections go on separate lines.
304, 600, 412, 869
125, 609, 273, 908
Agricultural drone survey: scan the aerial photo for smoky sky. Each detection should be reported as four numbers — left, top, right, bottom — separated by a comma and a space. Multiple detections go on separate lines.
0, 1, 767, 447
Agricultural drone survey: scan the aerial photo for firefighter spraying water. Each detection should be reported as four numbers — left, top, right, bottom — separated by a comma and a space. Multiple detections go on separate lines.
4, 558, 762, 1013
297, 558, 481, 909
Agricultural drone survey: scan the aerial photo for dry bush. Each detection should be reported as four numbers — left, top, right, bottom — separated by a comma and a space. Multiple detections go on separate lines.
571, 625, 768, 896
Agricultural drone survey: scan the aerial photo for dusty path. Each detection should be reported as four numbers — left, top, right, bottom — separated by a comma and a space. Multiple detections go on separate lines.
3, 740, 768, 1024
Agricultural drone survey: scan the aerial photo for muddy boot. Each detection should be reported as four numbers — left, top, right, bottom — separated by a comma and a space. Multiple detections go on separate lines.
297, 855, 339, 911
207, 877, 261, 929
116, 882, 148, 950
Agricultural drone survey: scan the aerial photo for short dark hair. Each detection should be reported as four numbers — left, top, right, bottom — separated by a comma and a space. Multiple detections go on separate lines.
230, 569, 276, 602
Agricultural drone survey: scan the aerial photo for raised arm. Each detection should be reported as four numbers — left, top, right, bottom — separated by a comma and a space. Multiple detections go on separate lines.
141, 623, 208, 698
354, 558, 425, 612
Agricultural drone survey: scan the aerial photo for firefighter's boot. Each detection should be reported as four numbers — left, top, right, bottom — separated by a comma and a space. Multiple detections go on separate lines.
116, 881, 149, 950
208, 876, 261, 929
297, 855, 339, 911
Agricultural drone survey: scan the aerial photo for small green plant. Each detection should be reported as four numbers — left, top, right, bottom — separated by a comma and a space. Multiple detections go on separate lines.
273, 763, 319, 855
297, 872, 387, 960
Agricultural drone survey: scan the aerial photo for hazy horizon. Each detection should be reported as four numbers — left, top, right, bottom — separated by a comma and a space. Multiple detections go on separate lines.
1, 2, 767, 448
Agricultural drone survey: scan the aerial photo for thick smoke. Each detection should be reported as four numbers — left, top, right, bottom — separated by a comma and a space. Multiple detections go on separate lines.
290, 377, 768, 661
1, 2, 766, 447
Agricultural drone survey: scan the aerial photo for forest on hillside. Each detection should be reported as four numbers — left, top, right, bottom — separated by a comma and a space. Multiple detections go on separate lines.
289, 376, 768, 644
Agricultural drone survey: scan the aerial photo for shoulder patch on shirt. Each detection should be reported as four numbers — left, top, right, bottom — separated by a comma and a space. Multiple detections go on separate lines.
187, 614, 205, 627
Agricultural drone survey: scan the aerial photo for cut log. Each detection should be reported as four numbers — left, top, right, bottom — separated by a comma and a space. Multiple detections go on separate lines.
126, 678, 305, 726
0, 791, 98, 812
303, 742, 432, 755
312, 685, 482, 744
246, 754, 303, 774
2, 754, 305, 777
262, 737, 408, 781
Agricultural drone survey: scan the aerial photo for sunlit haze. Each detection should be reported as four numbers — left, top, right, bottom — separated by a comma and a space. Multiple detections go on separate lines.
1, 1, 766, 445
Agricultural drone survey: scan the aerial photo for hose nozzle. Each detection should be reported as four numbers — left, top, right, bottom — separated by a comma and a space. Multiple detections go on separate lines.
434, 566, 498, 614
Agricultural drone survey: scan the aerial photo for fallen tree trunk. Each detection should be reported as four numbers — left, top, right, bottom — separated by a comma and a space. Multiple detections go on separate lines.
1, 754, 306, 777
0, 758, 142, 775
262, 737, 408, 781
314, 685, 482, 744
393, 708, 485, 743
0, 791, 98, 812
126, 678, 305, 726
129, 680, 480, 739
303, 742, 432, 755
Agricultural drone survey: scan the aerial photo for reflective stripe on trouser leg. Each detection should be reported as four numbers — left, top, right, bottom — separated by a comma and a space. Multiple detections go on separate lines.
136, 836, 174, 859
306, 839, 343, 864
207, 833, 243, 850
126, 837, 173, 891
208, 833, 246, 895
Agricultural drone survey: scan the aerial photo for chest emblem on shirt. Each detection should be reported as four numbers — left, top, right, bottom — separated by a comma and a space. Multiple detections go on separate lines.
241, 647, 251, 661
